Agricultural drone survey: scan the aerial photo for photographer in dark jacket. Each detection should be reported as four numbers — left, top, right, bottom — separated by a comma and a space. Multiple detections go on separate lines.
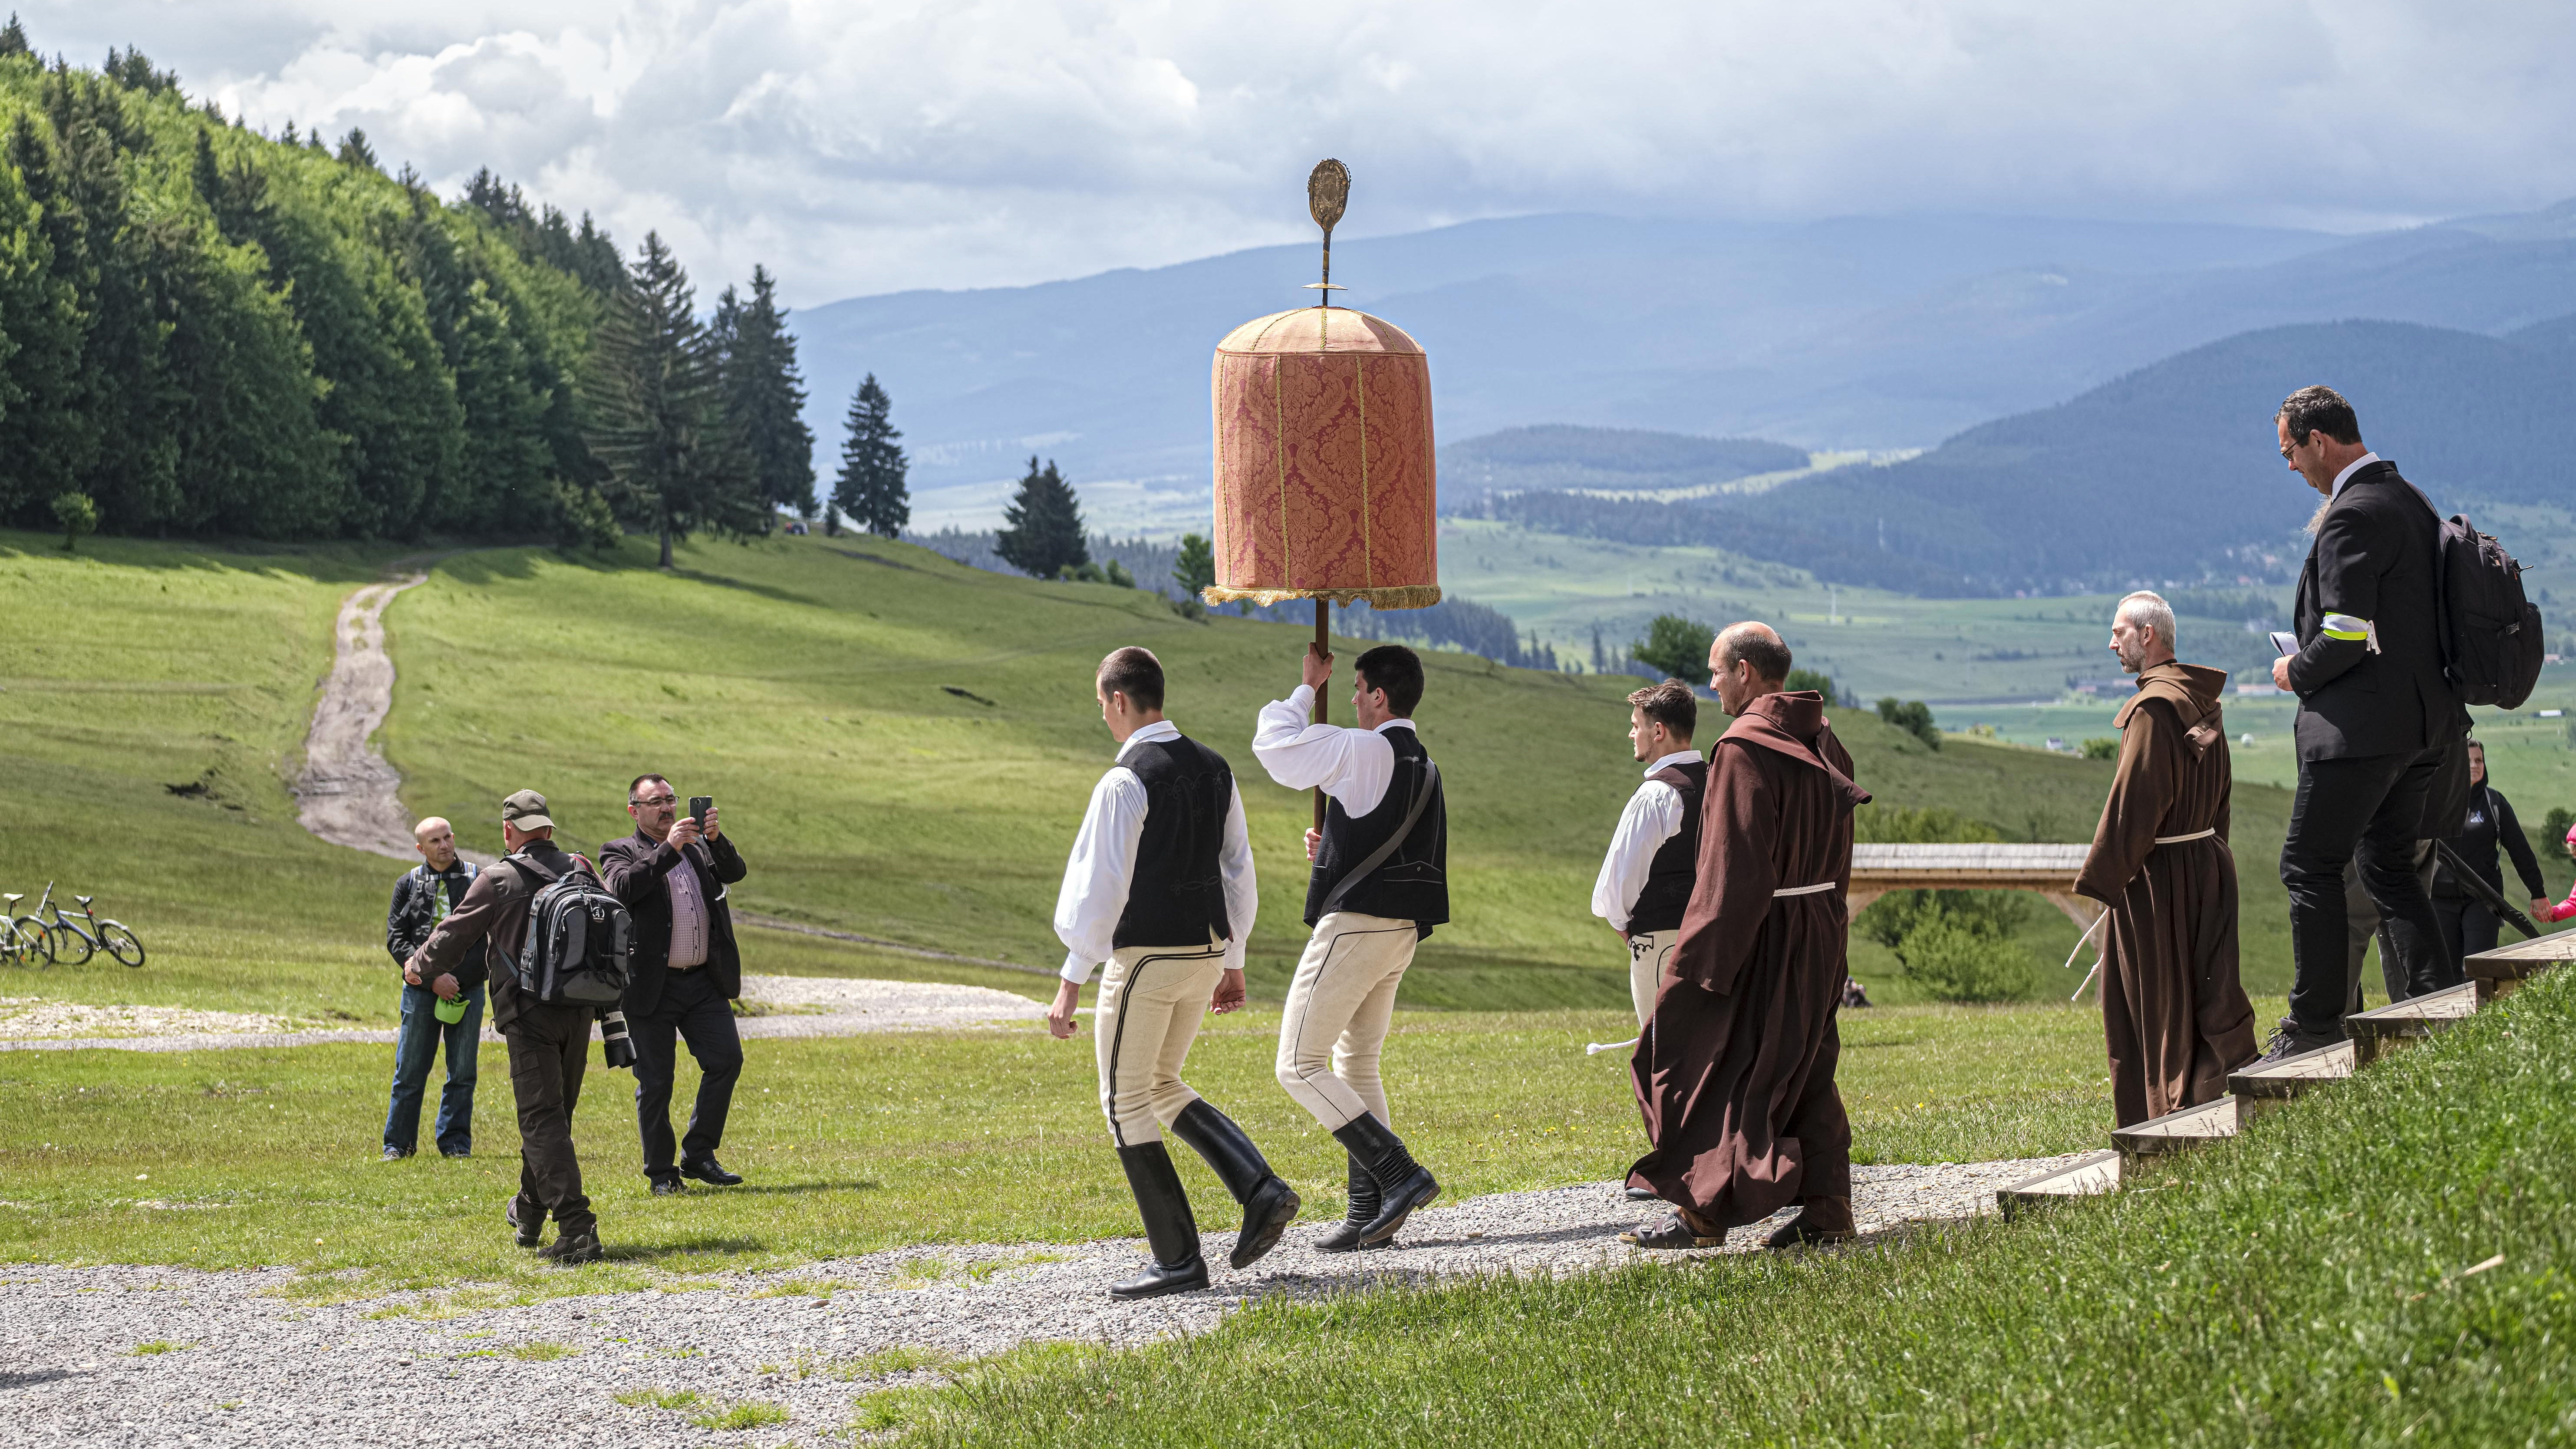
601, 775, 749, 1194
407, 790, 607, 1264
2431, 739, 2551, 963
382, 816, 482, 1161
2260, 385, 2471, 1065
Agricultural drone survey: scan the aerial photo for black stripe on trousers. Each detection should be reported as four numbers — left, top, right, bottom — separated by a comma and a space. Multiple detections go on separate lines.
1102, 941, 1228, 1149
1283, 919, 1417, 1126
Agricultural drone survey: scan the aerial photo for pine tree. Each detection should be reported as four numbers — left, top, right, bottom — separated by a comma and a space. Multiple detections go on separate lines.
0, 15, 30, 58
334, 127, 378, 172
994, 457, 1087, 577
581, 231, 765, 567
717, 265, 817, 518
833, 373, 907, 538
1172, 533, 1214, 598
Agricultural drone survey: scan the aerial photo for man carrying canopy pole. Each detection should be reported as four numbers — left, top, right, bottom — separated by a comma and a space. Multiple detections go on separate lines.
1625, 623, 1868, 1251
2074, 593, 2260, 1128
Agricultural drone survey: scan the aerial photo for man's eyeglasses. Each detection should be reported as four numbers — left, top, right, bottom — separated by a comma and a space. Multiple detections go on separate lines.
631, 794, 678, 809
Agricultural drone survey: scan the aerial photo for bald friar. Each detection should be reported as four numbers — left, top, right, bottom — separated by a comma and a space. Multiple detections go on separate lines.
1624, 623, 1869, 1250
2074, 592, 2259, 1126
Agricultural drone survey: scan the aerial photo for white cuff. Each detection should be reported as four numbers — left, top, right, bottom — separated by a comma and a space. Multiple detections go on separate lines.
1059, 952, 1097, 985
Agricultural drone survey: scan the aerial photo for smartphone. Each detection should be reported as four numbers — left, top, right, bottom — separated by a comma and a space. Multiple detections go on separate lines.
689, 795, 712, 828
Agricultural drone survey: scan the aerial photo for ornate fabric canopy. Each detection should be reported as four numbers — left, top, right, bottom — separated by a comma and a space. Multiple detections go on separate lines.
1204, 305, 1440, 610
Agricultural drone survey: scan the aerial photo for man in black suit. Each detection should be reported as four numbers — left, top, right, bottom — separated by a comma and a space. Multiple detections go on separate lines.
2259, 386, 2467, 1065
602, 774, 751, 1193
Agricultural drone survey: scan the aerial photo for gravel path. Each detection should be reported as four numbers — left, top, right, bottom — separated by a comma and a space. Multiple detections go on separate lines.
0, 1157, 2076, 1447
292, 572, 434, 862
0, 977, 1045, 1054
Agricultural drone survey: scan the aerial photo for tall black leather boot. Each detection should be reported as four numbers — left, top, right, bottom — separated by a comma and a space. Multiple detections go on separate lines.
1331, 1112, 1441, 1246
1110, 1142, 1208, 1300
1168, 1100, 1302, 1270
1313, 1150, 1384, 1254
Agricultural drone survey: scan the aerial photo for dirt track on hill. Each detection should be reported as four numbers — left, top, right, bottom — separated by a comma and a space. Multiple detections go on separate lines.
287, 566, 1049, 978
292, 571, 432, 862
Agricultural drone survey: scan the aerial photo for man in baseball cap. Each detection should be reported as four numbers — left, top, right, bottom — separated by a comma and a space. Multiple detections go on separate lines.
407, 789, 609, 1264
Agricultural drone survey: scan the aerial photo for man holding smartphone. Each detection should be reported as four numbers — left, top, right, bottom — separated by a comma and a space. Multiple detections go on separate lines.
602, 774, 751, 1193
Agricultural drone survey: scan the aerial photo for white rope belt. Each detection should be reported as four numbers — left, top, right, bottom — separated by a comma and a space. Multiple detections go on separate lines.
1773, 881, 1837, 897
2154, 828, 2217, 845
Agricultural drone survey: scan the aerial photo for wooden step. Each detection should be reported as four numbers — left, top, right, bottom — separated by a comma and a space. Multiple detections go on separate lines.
2465, 934, 2575, 1002
2345, 981, 2480, 1066
1996, 1150, 2121, 1220
2228, 1039, 2354, 1119
2111, 1096, 2237, 1160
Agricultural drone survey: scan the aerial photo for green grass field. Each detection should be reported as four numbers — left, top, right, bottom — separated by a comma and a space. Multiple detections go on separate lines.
0, 524, 2282, 1017
0, 998, 2131, 1293
884, 965, 2576, 1446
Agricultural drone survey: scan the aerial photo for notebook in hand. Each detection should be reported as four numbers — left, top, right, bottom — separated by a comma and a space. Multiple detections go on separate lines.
2270, 630, 2298, 657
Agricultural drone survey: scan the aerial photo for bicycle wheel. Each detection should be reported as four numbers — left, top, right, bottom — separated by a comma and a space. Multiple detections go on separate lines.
99, 921, 145, 969
17, 921, 53, 969
48, 924, 91, 967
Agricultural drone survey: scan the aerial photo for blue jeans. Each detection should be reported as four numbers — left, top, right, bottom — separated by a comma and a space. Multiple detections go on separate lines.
384, 982, 483, 1155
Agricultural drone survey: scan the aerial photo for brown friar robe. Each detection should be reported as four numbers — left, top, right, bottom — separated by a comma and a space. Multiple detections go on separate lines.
2074, 660, 2260, 1127
1628, 690, 1870, 1228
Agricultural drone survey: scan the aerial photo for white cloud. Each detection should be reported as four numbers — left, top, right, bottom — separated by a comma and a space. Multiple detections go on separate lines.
28, 0, 2576, 304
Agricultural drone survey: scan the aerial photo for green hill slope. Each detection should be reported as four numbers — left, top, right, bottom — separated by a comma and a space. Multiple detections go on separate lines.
0, 528, 2299, 1018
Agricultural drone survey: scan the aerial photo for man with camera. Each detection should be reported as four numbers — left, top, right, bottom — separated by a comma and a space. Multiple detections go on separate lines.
602, 775, 750, 1194
405, 790, 609, 1263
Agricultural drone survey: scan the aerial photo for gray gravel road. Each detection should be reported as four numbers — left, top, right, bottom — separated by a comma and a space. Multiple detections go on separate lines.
0, 1157, 2075, 1446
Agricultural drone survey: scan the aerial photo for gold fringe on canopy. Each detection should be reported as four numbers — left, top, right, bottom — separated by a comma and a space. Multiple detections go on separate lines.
1200, 582, 1444, 609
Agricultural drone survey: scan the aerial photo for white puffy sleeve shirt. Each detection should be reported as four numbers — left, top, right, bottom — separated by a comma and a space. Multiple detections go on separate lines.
1052, 720, 1257, 984
1250, 683, 1415, 816
1588, 749, 1704, 934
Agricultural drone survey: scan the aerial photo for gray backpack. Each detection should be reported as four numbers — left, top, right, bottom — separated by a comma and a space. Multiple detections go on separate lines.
510, 854, 632, 1006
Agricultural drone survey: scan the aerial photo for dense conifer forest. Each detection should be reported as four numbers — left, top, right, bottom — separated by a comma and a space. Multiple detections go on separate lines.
0, 24, 814, 548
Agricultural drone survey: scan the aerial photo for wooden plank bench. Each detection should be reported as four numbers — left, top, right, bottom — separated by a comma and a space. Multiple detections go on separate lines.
2227, 1039, 2354, 1119
2344, 981, 2480, 1067
2465, 933, 2575, 1003
1996, 1149, 2121, 1220
2110, 1096, 2237, 1160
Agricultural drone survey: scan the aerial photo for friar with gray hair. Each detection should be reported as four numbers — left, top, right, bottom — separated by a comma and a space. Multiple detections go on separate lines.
2072, 592, 2259, 1126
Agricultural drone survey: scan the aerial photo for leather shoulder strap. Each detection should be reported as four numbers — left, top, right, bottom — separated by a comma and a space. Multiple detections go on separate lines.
1316, 761, 1440, 919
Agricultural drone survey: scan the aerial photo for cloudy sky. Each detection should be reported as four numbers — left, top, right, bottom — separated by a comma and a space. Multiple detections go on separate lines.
35, 1, 2576, 307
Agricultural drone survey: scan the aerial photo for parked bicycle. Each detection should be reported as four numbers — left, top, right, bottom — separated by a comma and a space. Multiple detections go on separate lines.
0, 893, 52, 968
32, 883, 145, 968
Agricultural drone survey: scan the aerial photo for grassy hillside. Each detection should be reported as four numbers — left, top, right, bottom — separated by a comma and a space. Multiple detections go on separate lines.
2, 525, 2311, 1022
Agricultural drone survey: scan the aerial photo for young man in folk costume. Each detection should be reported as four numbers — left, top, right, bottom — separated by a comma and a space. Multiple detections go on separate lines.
2074, 592, 2260, 1128
1590, 680, 1706, 1199
1626, 623, 1868, 1251
1046, 647, 1298, 1300
1252, 642, 1446, 1251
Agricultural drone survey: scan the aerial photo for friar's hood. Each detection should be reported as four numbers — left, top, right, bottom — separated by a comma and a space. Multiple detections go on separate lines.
2115, 661, 2229, 758
1720, 690, 1873, 812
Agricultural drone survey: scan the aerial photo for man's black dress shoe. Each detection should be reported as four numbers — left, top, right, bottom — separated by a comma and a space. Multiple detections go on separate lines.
679, 1157, 743, 1186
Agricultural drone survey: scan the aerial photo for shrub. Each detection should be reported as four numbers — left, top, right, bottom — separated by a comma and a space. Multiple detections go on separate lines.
1893, 906, 2038, 1003
2546, 807, 2574, 864
2081, 736, 2119, 760
1784, 666, 1839, 701
1875, 696, 1940, 749
1630, 614, 1714, 680
52, 492, 96, 553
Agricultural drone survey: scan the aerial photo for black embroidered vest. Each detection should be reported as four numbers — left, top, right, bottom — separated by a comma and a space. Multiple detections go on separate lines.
1626, 759, 1707, 935
1113, 733, 1237, 950
1303, 725, 1448, 933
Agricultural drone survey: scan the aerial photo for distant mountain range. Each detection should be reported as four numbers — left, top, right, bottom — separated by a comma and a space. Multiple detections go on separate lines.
791, 201, 2576, 535
1478, 314, 2576, 596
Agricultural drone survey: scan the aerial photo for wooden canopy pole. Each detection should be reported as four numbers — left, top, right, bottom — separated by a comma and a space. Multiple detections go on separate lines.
1313, 599, 1330, 830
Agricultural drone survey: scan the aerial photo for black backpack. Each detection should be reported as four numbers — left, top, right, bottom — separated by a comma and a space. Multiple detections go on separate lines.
2412, 490, 2545, 709
509, 854, 632, 1006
